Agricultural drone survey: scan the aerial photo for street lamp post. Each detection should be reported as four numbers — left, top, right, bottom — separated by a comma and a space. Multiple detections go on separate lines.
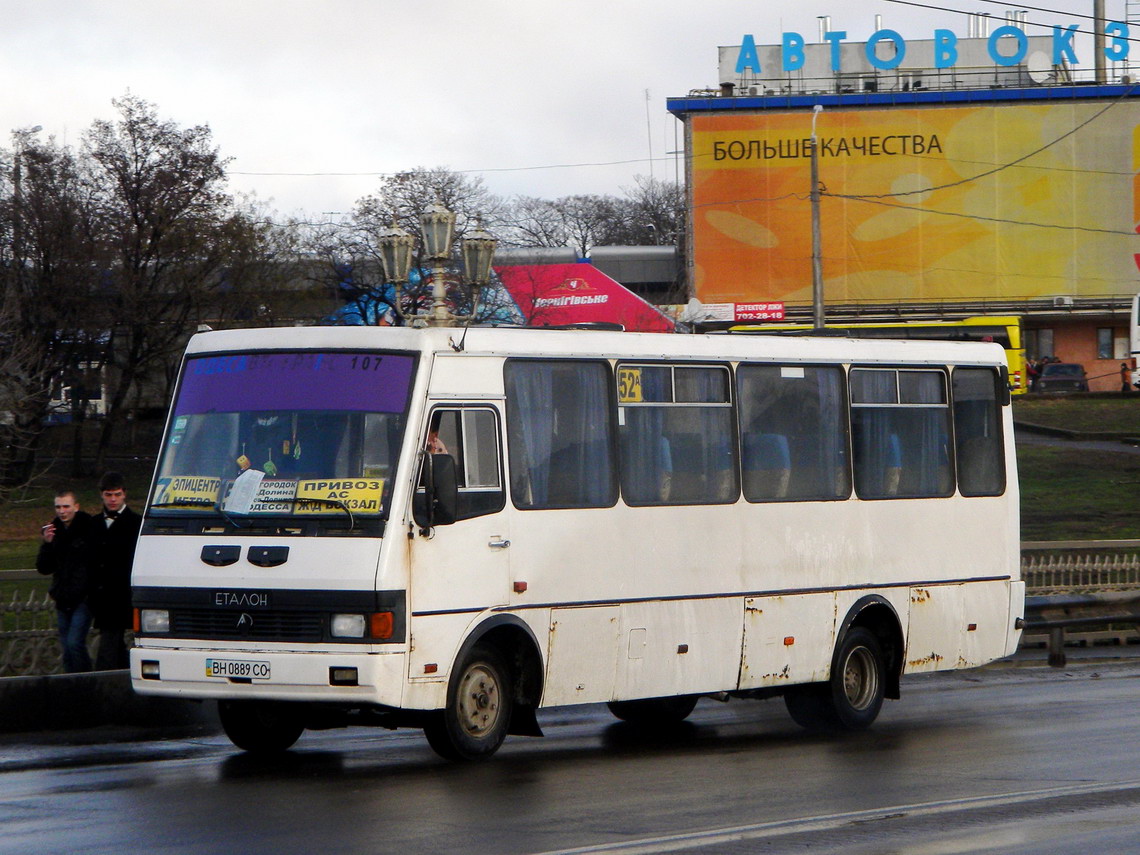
376, 202, 498, 328
809, 105, 825, 330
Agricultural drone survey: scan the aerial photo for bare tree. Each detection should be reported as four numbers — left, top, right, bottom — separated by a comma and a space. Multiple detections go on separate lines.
0, 130, 105, 482
497, 195, 570, 249
613, 175, 686, 247
314, 167, 505, 324
84, 94, 277, 469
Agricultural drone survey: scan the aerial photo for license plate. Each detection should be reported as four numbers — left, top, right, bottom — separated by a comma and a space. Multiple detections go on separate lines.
206, 658, 270, 680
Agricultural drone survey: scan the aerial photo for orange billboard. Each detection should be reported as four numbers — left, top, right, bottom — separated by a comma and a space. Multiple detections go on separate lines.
690, 100, 1140, 305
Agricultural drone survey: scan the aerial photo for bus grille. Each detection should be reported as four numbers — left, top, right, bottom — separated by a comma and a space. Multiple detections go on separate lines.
171, 610, 324, 642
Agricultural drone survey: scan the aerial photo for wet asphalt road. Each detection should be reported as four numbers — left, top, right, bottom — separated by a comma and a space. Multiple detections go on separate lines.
1, 656, 1138, 855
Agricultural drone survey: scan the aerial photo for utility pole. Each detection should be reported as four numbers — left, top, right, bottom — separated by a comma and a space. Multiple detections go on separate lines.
1094, 0, 1106, 84
810, 105, 825, 329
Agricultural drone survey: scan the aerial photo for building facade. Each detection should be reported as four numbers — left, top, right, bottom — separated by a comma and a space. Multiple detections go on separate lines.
668, 24, 1140, 391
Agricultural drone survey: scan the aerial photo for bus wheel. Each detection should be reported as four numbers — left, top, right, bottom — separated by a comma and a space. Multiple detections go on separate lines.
606, 695, 698, 726
830, 627, 885, 730
218, 700, 304, 754
783, 684, 833, 731
784, 628, 885, 732
424, 644, 513, 761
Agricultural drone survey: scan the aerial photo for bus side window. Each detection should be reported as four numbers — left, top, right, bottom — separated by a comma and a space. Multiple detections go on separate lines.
419, 407, 505, 520
952, 368, 1006, 497
851, 368, 952, 500
738, 363, 849, 502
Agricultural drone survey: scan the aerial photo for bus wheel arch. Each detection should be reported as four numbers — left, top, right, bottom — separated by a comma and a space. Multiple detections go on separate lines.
453, 615, 545, 737
838, 595, 904, 701
784, 596, 902, 733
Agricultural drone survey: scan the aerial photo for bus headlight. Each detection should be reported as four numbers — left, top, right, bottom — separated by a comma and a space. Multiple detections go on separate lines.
140, 609, 170, 633
331, 613, 366, 638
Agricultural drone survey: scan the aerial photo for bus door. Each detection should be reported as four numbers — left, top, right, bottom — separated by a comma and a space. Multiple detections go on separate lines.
408, 404, 511, 616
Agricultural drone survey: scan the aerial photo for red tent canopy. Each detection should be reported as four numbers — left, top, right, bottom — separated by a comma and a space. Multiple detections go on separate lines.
496, 263, 674, 332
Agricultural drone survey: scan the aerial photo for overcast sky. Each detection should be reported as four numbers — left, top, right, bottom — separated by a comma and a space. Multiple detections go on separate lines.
0, 0, 1115, 219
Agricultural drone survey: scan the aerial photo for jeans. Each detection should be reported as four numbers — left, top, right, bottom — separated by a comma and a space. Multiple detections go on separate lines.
94, 625, 129, 671
56, 602, 93, 673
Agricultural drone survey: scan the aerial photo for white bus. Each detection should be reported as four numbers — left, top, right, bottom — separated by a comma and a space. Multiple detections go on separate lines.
131, 325, 1024, 760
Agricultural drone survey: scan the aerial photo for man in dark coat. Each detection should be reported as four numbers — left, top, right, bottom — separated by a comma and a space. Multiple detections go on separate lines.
91, 472, 142, 670
36, 489, 97, 673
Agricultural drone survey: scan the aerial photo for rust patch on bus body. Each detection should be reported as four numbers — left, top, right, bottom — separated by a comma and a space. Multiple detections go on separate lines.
760, 664, 792, 681
910, 588, 931, 604
908, 651, 944, 667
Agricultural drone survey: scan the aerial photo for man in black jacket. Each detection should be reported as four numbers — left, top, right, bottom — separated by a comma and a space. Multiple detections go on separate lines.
36, 490, 97, 673
91, 472, 142, 670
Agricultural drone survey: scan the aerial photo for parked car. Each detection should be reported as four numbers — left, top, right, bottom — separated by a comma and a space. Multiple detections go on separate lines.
1035, 362, 1089, 394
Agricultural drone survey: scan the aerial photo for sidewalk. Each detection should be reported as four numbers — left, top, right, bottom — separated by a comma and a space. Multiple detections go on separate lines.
0, 669, 219, 739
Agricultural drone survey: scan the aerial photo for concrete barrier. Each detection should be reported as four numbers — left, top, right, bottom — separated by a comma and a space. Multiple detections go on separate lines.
0, 670, 220, 736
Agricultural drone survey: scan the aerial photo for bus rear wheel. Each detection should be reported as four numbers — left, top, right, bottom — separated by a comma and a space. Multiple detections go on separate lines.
424, 644, 513, 761
607, 695, 698, 726
218, 700, 304, 754
784, 627, 885, 732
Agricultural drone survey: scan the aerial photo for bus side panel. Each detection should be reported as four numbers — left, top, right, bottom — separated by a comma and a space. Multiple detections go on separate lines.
614, 598, 743, 700
542, 606, 621, 706
960, 579, 1022, 667
904, 581, 1015, 672
739, 592, 836, 689
904, 584, 965, 672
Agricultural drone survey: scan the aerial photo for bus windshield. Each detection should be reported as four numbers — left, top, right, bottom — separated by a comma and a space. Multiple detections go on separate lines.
148, 351, 416, 530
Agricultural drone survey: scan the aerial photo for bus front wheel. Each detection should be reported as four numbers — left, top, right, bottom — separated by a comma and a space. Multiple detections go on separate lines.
218, 700, 304, 754
784, 627, 885, 732
424, 644, 513, 761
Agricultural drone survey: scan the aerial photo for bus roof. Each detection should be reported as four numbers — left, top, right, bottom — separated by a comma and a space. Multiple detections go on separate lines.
185, 325, 1008, 368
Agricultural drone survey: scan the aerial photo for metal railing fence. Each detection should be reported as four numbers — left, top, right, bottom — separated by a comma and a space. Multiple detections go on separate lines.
1021, 553, 1140, 595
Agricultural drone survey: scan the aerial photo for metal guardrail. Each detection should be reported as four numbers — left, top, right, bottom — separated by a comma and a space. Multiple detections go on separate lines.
1021, 592, 1140, 668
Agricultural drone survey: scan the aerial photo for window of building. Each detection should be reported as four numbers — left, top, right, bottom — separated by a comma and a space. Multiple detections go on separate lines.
505, 360, 618, 510
1025, 328, 1054, 360
850, 368, 953, 500
737, 364, 850, 502
616, 363, 736, 505
1097, 328, 1113, 360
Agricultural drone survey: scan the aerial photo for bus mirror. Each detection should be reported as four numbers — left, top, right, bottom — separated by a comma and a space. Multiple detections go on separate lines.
998, 367, 1012, 406
415, 453, 458, 530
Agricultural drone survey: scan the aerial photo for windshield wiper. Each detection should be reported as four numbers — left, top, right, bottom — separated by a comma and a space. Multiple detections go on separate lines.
148, 499, 248, 528
281, 497, 356, 529
149, 497, 355, 530
149, 500, 216, 510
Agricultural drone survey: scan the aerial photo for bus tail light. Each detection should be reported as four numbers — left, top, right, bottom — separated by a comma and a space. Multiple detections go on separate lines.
370, 612, 394, 640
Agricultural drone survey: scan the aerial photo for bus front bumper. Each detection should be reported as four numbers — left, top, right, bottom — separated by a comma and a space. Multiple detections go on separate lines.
129, 646, 408, 707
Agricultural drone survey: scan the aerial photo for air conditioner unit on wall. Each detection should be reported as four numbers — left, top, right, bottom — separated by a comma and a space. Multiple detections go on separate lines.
1052, 296, 1074, 307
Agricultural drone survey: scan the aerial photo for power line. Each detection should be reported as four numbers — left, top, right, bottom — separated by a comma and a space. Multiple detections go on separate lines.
230, 155, 676, 180
885, 0, 1125, 28
825, 192, 1140, 236
838, 82, 1138, 199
